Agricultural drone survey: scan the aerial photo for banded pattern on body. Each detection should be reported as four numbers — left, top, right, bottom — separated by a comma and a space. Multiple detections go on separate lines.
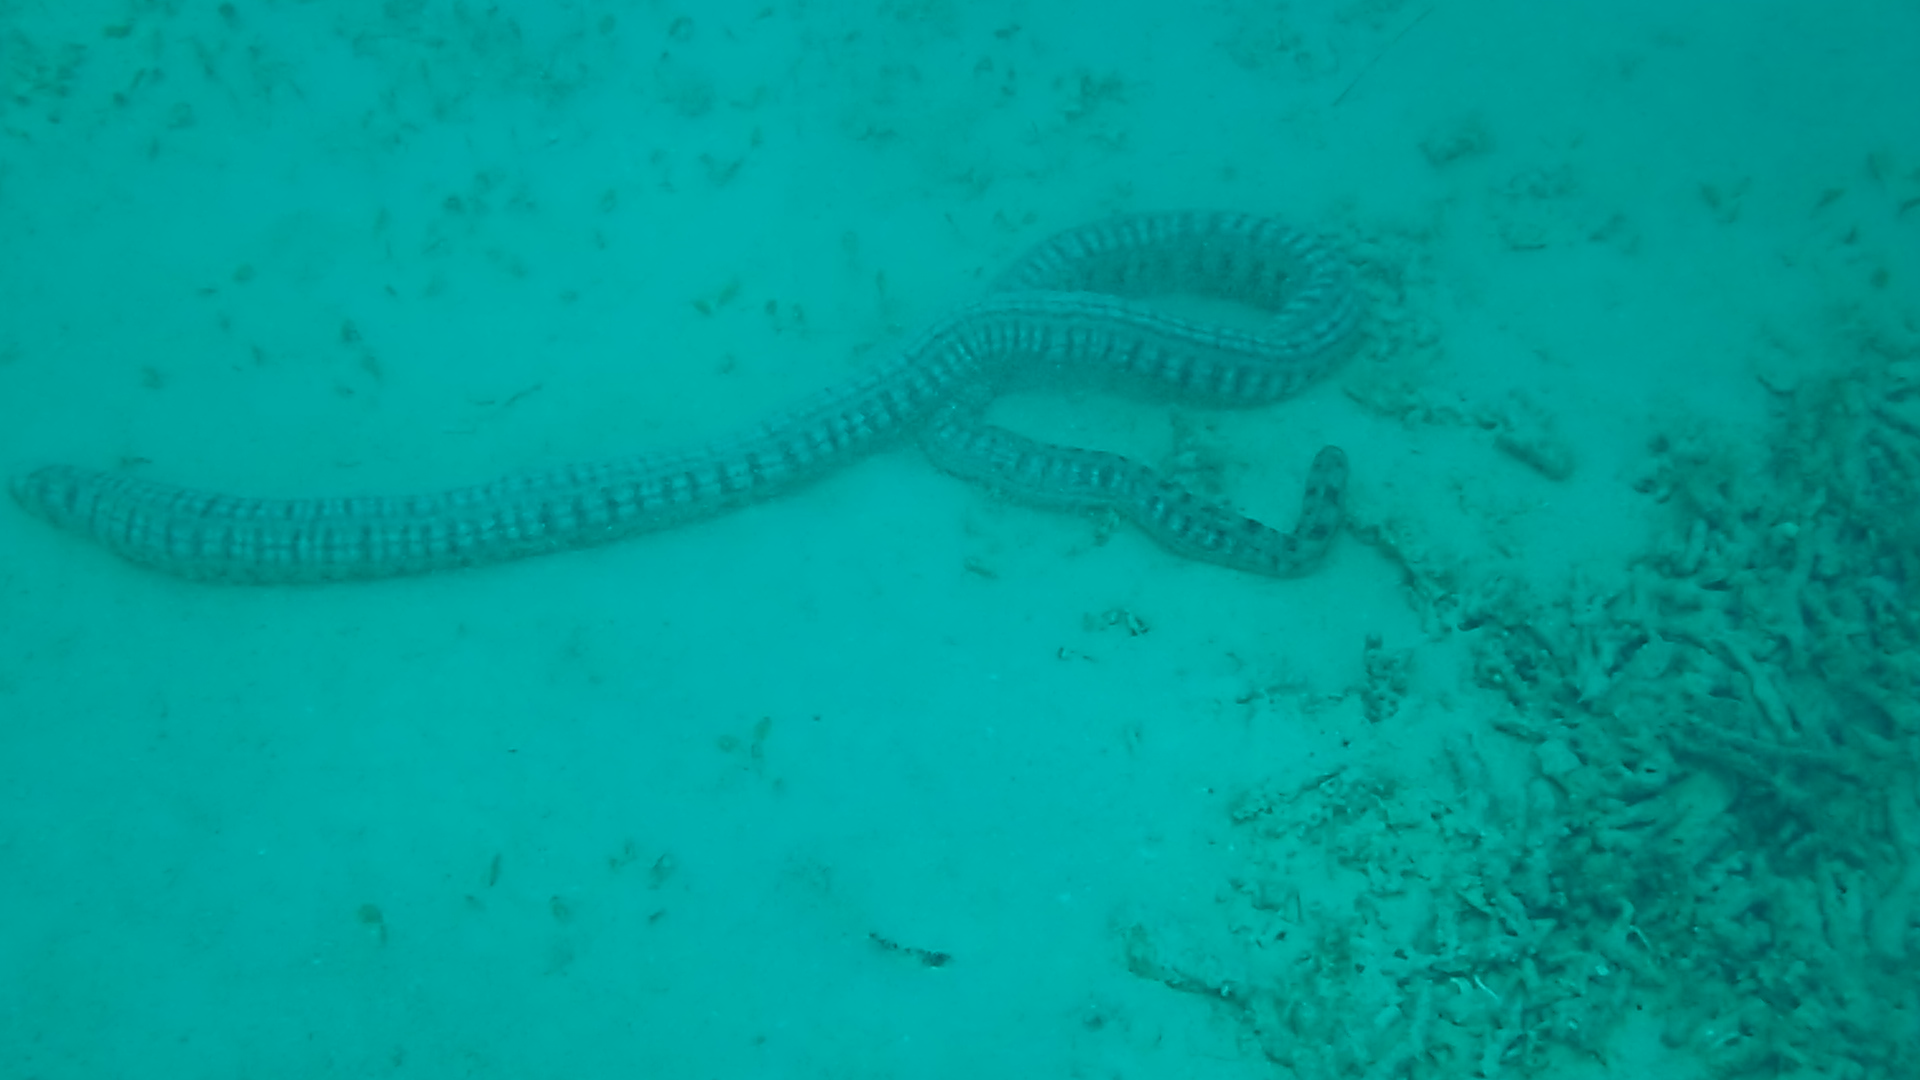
11, 212, 1366, 584
921, 407, 1350, 579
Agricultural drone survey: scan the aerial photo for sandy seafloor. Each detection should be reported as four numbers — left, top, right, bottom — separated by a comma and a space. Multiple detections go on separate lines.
3, 1, 1919, 1077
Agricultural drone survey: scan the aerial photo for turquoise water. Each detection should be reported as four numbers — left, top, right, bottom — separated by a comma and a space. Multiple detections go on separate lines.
2, 2, 1917, 1076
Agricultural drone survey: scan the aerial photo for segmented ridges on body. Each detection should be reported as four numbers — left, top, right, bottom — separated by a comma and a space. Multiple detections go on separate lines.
12, 211, 1365, 583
